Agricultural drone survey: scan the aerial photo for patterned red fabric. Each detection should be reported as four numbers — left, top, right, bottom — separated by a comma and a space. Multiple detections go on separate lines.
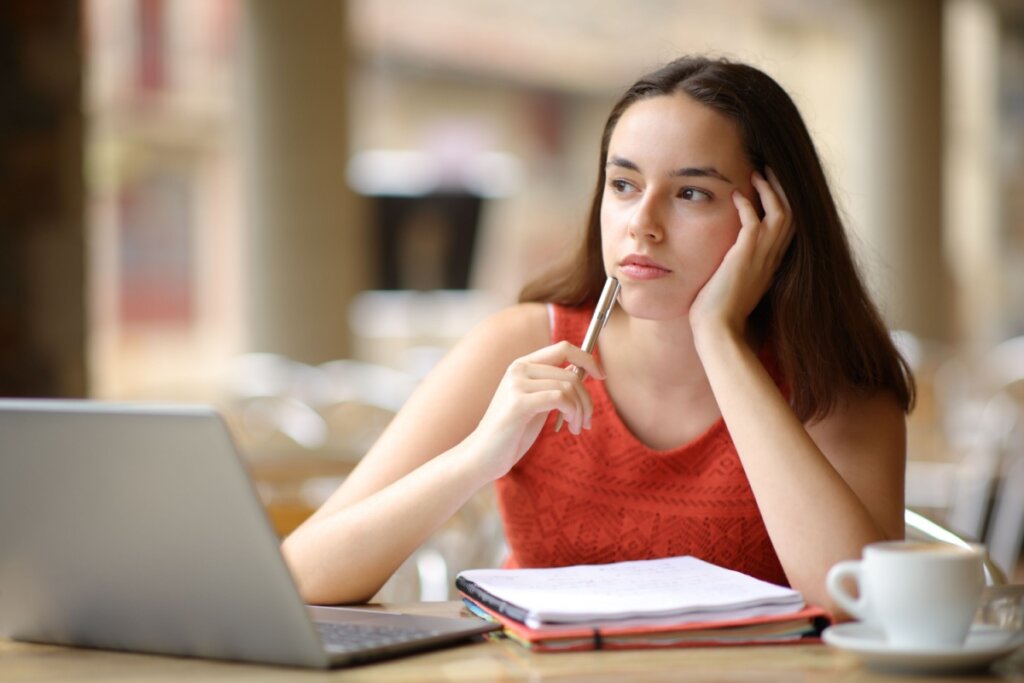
494, 304, 789, 586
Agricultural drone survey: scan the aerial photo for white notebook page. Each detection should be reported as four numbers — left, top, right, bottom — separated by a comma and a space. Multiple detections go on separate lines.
458, 555, 804, 627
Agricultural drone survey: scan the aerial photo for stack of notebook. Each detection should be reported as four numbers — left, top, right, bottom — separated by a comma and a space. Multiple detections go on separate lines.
455, 555, 831, 652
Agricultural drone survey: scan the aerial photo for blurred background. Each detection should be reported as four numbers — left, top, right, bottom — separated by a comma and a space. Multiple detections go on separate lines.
3, 0, 1023, 597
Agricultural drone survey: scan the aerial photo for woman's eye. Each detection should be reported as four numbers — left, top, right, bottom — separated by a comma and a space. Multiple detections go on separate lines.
609, 179, 634, 194
680, 187, 712, 202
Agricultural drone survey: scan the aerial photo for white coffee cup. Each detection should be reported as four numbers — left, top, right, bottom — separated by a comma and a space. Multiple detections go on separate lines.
826, 541, 985, 649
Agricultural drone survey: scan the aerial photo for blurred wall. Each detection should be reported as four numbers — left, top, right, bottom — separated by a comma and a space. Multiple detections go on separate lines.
5, 1, 1024, 401
240, 0, 371, 364
847, 0, 950, 340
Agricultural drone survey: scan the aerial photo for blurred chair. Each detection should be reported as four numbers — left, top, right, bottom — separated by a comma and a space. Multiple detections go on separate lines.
985, 423, 1024, 581
311, 359, 419, 463
982, 335, 1024, 397
222, 352, 420, 460
987, 463, 1024, 583
976, 336, 1024, 579
898, 330, 1024, 580
222, 352, 331, 453
347, 289, 502, 379
930, 390, 1015, 541
315, 358, 419, 412
902, 332, 1024, 580
896, 330, 1001, 541
220, 353, 423, 539
905, 509, 1006, 586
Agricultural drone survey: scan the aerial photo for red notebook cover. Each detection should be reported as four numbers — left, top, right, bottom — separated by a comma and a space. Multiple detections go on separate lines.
461, 595, 832, 652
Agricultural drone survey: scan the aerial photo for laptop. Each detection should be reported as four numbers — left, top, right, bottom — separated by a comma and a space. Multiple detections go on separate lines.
0, 399, 499, 668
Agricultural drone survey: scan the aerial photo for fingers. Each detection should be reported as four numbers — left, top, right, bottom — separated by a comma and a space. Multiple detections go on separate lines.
766, 167, 792, 215
765, 166, 794, 260
521, 340, 606, 381
510, 363, 594, 416
757, 169, 794, 254
742, 168, 794, 269
506, 342, 600, 434
753, 170, 784, 224
515, 377, 588, 436
731, 190, 761, 257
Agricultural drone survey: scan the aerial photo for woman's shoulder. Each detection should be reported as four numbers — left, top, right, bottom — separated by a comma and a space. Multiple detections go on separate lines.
457, 302, 552, 364
805, 388, 906, 455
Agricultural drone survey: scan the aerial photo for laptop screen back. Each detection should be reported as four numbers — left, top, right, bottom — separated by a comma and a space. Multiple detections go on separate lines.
0, 400, 330, 667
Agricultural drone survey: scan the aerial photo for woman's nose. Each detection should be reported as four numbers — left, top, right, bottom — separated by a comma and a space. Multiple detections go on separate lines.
627, 197, 664, 242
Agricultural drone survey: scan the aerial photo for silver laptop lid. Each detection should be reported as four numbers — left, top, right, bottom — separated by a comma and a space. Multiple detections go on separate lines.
0, 399, 330, 668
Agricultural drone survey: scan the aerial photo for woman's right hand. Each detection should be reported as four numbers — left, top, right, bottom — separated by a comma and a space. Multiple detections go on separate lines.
467, 340, 605, 479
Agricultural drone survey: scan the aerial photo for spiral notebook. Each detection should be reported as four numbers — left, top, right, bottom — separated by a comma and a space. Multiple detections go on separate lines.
456, 555, 831, 651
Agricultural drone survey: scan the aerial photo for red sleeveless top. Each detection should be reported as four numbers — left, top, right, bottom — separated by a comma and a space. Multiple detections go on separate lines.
494, 304, 789, 586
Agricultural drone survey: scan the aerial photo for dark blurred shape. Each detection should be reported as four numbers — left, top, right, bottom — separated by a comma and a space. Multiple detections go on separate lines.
0, 1, 85, 397
373, 193, 482, 291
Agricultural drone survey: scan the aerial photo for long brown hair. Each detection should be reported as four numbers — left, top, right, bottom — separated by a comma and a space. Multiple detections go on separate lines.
519, 55, 915, 422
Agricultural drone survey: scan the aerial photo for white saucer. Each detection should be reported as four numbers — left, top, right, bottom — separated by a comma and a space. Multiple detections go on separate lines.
822, 622, 1024, 673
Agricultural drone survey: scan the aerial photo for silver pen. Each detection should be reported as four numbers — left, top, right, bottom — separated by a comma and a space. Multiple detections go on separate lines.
554, 276, 620, 432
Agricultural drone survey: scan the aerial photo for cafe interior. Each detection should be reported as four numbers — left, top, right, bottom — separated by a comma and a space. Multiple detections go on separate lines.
4, 0, 1024, 603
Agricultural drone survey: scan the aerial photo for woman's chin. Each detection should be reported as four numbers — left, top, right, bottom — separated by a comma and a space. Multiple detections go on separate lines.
616, 294, 692, 322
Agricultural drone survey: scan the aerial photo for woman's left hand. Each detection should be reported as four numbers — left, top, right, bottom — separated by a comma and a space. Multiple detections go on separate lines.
689, 168, 794, 339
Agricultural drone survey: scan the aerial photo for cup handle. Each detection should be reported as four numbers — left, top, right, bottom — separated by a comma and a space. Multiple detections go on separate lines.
826, 560, 868, 620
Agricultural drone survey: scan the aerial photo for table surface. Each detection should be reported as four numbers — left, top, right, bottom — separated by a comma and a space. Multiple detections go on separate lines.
2, 601, 1022, 682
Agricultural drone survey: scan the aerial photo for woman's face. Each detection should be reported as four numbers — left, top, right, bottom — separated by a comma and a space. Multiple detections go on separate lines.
601, 93, 756, 321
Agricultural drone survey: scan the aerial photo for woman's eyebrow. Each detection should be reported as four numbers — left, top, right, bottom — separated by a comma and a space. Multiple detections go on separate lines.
607, 155, 732, 184
670, 166, 732, 183
606, 155, 640, 172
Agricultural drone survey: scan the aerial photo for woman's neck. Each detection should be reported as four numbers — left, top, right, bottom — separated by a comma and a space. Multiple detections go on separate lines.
597, 309, 726, 450
601, 309, 707, 391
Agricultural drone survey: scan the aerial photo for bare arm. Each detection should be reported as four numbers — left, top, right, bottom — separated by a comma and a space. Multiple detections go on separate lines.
690, 170, 906, 613
281, 303, 604, 604
693, 327, 905, 612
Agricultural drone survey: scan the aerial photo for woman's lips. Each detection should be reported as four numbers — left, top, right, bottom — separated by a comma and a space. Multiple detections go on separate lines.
620, 255, 671, 280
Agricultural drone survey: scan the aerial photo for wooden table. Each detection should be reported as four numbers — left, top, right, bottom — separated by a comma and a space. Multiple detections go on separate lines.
2, 601, 1022, 682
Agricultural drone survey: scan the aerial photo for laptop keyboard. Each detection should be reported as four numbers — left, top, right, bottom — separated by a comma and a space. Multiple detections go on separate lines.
314, 621, 443, 654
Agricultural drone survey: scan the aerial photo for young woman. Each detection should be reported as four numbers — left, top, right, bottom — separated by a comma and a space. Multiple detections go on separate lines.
282, 56, 914, 614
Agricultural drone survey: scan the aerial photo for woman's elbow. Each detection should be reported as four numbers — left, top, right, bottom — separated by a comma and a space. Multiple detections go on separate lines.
280, 535, 382, 606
